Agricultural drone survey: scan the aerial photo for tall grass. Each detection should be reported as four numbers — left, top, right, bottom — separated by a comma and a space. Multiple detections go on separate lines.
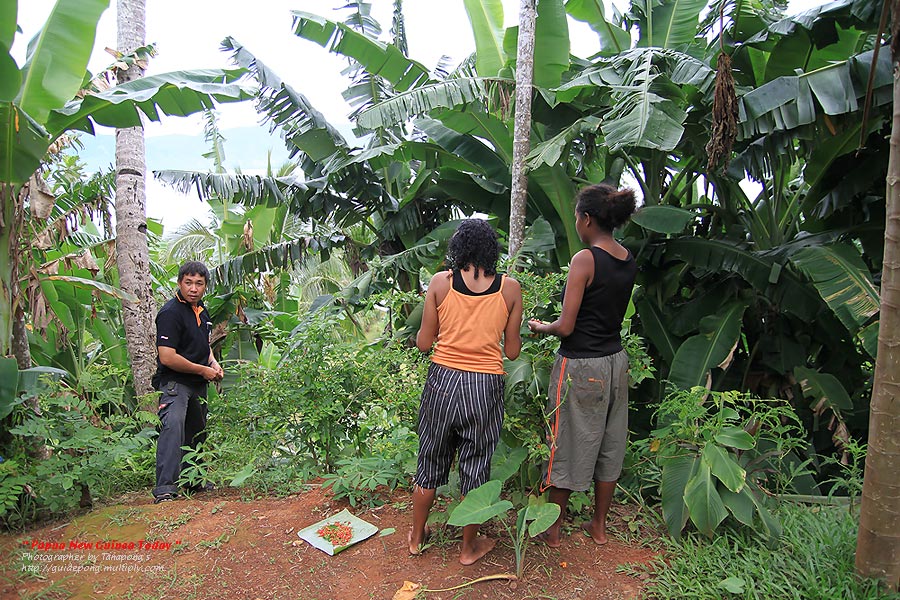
628, 503, 897, 599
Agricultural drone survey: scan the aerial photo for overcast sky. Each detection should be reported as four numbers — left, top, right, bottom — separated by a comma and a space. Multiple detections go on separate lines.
15, 0, 824, 231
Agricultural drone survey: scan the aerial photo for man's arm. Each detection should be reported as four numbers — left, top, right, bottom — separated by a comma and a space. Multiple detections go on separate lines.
208, 350, 224, 381
158, 346, 219, 382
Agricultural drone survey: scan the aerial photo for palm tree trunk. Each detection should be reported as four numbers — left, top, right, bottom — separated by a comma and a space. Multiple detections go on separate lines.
855, 6, 900, 588
114, 0, 156, 400
508, 0, 536, 258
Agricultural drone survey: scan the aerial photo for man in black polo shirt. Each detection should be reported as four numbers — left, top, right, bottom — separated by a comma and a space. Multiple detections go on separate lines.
152, 261, 224, 503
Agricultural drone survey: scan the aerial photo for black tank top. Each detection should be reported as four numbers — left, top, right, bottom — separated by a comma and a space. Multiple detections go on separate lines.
452, 270, 502, 296
558, 246, 637, 358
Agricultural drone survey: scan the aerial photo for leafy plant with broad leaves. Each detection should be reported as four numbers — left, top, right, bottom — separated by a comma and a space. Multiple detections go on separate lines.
650, 387, 805, 540
447, 448, 560, 579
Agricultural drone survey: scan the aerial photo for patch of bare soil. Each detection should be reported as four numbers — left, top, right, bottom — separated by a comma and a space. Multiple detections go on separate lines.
2, 486, 658, 600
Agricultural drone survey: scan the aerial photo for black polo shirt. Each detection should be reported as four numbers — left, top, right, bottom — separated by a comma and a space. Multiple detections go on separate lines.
152, 290, 213, 389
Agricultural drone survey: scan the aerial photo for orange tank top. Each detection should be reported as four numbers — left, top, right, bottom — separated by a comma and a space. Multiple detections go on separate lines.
431, 274, 510, 375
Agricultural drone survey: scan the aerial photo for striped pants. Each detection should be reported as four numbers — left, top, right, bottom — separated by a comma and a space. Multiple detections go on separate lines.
414, 362, 504, 495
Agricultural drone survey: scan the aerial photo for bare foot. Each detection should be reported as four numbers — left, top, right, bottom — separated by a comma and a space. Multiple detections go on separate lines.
459, 535, 496, 565
408, 526, 431, 555
580, 521, 608, 545
535, 530, 561, 548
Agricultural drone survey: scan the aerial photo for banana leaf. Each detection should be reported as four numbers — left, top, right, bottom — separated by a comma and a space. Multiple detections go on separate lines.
790, 244, 879, 356
532, 0, 570, 89
794, 366, 853, 412
635, 295, 679, 365
0, 1, 16, 50
720, 486, 755, 527
431, 107, 513, 162
17, 0, 109, 123
463, 0, 506, 77
356, 78, 496, 130
739, 48, 891, 137
222, 37, 348, 162
702, 443, 746, 494
565, 0, 630, 54
416, 116, 508, 180
665, 238, 823, 321
526, 116, 601, 169
668, 301, 747, 390
291, 10, 429, 92
45, 275, 137, 302
684, 461, 729, 537
0, 357, 16, 418
632, 0, 708, 49
47, 69, 253, 135
155, 171, 311, 211
631, 205, 696, 234
660, 454, 701, 537
530, 164, 583, 261
214, 239, 313, 287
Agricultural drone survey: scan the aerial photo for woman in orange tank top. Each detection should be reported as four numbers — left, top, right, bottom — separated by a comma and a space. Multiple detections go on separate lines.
409, 219, 523, 566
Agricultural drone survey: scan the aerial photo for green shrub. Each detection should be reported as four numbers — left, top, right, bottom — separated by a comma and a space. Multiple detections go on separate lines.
210, 308, 426, 495
3, 374, 156, 527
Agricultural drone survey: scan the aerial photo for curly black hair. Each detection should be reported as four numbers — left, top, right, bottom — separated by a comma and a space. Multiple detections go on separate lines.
445, 219, 500, 279
575, 183, 637, 231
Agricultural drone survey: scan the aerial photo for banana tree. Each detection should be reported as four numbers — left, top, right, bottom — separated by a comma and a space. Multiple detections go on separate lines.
157, 3, 500, 305
0, 0, 252, 364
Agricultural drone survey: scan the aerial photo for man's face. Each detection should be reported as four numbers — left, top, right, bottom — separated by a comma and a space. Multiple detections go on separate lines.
178, 273, 207, 305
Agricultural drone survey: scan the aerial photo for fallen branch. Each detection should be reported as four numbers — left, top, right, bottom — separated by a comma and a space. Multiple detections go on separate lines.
424, 573, 518, 592
392, 574, 518, 600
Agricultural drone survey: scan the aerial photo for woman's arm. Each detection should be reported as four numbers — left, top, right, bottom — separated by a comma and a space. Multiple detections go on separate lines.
528, 249, 594, 338
502, 277, 523, 360
416, 272, 450, 352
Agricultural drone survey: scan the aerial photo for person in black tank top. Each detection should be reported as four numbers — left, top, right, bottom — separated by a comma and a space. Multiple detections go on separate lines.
528, 184, 638, 548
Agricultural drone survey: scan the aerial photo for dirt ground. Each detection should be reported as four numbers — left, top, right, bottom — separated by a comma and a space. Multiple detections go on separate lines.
2, 485, 659, 600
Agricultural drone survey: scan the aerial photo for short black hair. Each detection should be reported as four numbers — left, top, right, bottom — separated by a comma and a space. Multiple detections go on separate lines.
575, 184, 637, 231
178, 261, 210, 283
446, 219, 500, 279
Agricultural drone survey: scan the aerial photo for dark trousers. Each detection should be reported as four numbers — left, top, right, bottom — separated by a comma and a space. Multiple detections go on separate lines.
153, 381, 208, 498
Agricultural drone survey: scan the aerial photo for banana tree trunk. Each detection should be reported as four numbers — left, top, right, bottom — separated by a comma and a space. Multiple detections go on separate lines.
114, 0, 156, 400
855, 5, 900, 588
508, 0, 536, 258
0, 184, 18, 357
12, 306, 31, 369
